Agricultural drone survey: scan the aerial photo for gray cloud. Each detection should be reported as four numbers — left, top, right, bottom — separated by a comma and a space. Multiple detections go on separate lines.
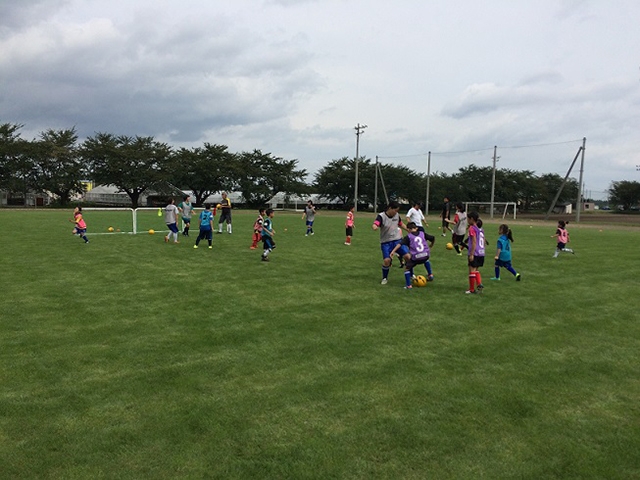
0, 5, 322, 142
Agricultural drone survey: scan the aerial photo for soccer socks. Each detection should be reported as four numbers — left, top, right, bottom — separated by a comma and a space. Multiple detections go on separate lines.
454, 244, 460, 254
507, 265, 518, 276
468, 273, 476, 292
227, 224, 232, 234
404, 270, 412, 287
495, 266, 500, 278
382, 266, 390, 280
475, 271, 482, 286
82, 235, 89, 243
425, 261, 433, 276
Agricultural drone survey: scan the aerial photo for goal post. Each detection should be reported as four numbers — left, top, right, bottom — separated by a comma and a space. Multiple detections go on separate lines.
463, 202, 517, 220
82, 207, 179, 235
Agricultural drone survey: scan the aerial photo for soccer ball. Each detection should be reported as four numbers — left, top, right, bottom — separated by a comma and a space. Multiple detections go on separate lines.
446, 242, 454, 250
108, 226, 114, 232
148, 229, 155, 235
412, 275, 428, 287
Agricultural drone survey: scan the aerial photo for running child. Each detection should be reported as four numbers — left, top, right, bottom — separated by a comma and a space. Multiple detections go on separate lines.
466, 212, 486, 294
345, 205, 355, 245
491, 224, 521, 281
193, 204, 214, 249
70, 206, 89, 244
445, 202, 468, 255
261, 209, 276, 262
551, 220, 574, 257
178, 195, 195, 236
390, 222, 435, 289
163, 198, 180, 244
372, 200, 409, 285
251, 208, 266, 249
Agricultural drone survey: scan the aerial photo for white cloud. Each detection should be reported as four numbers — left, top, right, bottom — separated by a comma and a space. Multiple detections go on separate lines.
1, 0, 639, 196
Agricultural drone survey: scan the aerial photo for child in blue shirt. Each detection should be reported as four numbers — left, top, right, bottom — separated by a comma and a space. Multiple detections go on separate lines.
193, 204, 214, 249
491, 224, 521, 281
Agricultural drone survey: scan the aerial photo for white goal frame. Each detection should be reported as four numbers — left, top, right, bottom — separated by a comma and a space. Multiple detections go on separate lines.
463, 202, 517, 220
83, 207, 186, 235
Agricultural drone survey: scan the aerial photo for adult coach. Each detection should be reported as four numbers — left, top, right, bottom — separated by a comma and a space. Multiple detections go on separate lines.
406, 201, 427, 233
440, 196, 452, 236
372, 200, 409, 285
217, 192, 232, 234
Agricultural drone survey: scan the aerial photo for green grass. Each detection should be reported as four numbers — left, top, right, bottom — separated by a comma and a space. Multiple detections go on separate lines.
1, 209, 639, 479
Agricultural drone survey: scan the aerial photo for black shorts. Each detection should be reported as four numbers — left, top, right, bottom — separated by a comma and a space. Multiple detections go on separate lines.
452, 234, 465, 245
345, 226, 353, 236
405, 256, 429, 270
262, 236, 275, 250
468, 255, 485, 268
219, 211, 232, 223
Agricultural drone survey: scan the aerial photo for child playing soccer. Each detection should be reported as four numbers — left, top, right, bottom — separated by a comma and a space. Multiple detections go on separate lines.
491, 224, 521, 281
390, 222, 435, 289
251, 208, 266, 249
372, 200, 409, 285
466, 212, 485, 294
178, 195, 195, 236
193, 204, 214, 249
70, 206, 89, 244
445, 202, 468, 255
261, 209, 276, 262
345, 205, 355, 245
163, 198, 180, 244
552, 220, 574, 257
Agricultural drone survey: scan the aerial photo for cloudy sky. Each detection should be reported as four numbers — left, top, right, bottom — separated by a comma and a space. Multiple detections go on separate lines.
2, 0, 639, 198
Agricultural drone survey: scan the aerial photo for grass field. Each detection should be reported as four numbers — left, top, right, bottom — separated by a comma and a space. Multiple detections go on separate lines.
1, 208, 639, 479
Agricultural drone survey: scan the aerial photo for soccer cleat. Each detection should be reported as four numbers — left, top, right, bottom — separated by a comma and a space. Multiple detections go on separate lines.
476, 283, 484, 292
516, 273, 521, 281
208, 246, 213, 249
261, 256, 269, 262
441, 233, 446, 236
490, 277, 501, 281
344, 242, 351, 245
457, 252, 462, 256
193, 245, 198, 249
465, 290, 477, 294
427, 275, 434, 282
404, 285, 413, 290
381, 278, 388, 285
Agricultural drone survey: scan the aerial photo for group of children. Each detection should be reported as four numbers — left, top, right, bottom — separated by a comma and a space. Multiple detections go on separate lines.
70, 199, 575, 291
371, 200, 576, 294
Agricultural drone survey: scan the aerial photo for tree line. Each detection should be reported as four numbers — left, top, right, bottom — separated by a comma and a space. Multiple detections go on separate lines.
4, 122, 635, 211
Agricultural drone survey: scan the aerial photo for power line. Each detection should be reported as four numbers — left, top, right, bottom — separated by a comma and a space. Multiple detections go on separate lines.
377, 138, 583, 159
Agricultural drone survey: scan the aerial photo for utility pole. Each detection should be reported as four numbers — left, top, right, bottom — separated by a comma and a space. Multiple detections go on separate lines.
354, 123, 367, 212
490, 146, 499, 219
576, 137, 586, 223
425, 152, 431, 216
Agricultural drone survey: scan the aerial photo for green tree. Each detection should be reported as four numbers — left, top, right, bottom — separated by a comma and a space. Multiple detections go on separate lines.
82, 134, 172, 208
169, 143, 235, 205
537, 173, 579, 210
32, 128, 85, 206
313, 157, 357, 205
608, 180, 640, 210
234, 150, 308, 207
0, 123, 36, 204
